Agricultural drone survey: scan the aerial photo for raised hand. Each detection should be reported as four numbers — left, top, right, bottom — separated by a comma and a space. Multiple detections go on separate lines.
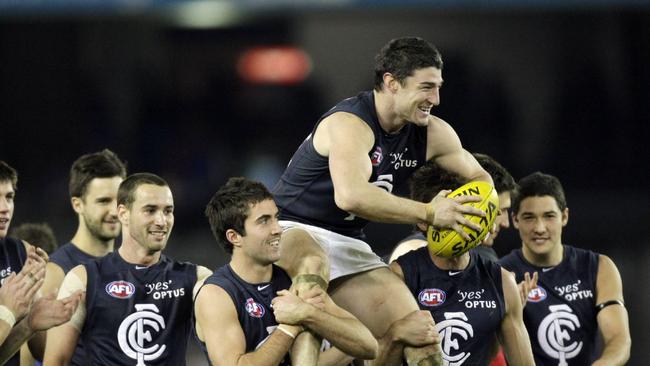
27, 291, 83, 331
518, 271, 538, 306
0, 263, 46, 321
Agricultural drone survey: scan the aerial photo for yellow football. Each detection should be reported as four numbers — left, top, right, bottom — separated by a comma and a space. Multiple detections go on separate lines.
426, 181, 499, 258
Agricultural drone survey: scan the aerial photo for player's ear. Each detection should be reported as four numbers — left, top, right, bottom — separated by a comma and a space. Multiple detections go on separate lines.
561, 207, 569, 226
117, 204, 129, 226
511, 212, 520, 229
71, 196, 83, 214
226, 229, 242, 248
383, 73, 398, 93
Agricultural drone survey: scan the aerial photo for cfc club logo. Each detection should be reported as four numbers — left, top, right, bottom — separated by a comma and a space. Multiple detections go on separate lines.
106, 281, 136, 299
370, 146, 383, 166
538, 304, 583, 365
418, 288, 446, 307
118, 304, 167, 365
436, 312, 474, 365
245, 298, 266, 318
527, 286, 547, 303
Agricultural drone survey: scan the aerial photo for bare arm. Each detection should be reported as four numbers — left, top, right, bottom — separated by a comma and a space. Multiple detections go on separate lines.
319, 113, 484, 236
41, 262, 65, 297
43, 265, 87, 366
193, 265, 213, 299
426, 116, 492, 185
592, 255, 630, 365
24, 261, 66, 361
321, 113, 429, 224
195, 284, 298, 366
275, 288, 377, 360
317, 346, 355, 366
497, 269, 534, 365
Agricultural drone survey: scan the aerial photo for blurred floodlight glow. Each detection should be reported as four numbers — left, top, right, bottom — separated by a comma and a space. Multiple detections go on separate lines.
237, 46, 313, 85
170, 1, 242, 28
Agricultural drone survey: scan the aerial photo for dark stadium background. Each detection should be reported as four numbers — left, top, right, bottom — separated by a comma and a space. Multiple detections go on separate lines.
1, 1, 648, 363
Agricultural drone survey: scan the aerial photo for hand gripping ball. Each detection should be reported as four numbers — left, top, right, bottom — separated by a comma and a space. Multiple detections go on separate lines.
426, 181, 499, 258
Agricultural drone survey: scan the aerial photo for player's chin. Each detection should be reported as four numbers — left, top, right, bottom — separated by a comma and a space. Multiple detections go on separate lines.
268, 249, 281, 261
146, 238, 167, 250
526, 240, 551, 254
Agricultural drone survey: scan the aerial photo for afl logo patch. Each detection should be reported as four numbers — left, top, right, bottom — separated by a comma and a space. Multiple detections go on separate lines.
370, 146, 383, 166
527, 286, 547, 303
106, 281, 135, 299
418, 288, 446, 307
245, 298, 265, 318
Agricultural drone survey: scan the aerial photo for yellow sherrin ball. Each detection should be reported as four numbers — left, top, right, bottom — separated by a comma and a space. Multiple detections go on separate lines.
426, 181, 499, 258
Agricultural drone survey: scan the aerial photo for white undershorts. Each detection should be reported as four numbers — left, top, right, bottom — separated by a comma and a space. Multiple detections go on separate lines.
279, 220, 387, 281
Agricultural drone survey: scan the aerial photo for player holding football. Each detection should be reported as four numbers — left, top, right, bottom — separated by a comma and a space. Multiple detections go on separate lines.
272, 36, 492, 365
389, 160, 534, 364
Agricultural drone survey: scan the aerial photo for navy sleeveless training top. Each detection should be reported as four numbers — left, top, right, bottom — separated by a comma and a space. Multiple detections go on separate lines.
273, 91, 427, 239
0, 236, 27, 366
50, 242, 101, 273
499, 246, 599, 365
81, 252, 197, 365
196, 264, 292, 366
397, 248, 506, 364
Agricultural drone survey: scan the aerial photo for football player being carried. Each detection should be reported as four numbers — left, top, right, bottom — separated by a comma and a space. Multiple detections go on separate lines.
389, 160, 535, 365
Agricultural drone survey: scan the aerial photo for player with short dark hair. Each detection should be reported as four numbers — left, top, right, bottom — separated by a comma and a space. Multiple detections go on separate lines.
44, 173, 211, 365
388, 160, 534, 364
499, 172, 630, 365
196, 177, 377, 366
272, 36, 492, 366
39, 149, 127, 364
0, 161, 81, 365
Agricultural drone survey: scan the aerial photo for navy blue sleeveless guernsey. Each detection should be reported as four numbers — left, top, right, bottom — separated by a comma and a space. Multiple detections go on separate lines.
196, 264, 292, 366
273, 91, 427, 239
397, 248, 505, 364
0, 237, 27, 366
499, 246, 599, 365
50, 242, 101, 273
50, 242, 102, 366
82, 252, 197, 365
